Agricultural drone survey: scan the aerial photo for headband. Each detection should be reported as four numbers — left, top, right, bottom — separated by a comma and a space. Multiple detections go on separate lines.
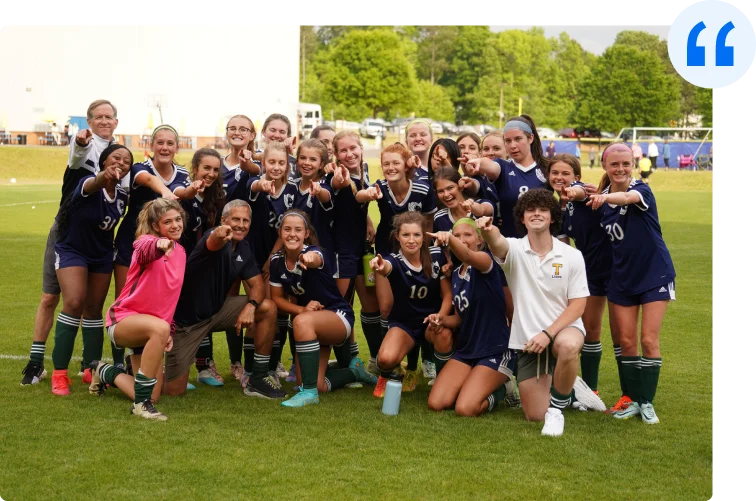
405, 119, 432, 135
502, 120, 533, 135
151, 124, 179, 142
282, 211, 309, 229
452, 217, 481, 236
99, 144, 133, 170
601, 143, 633, 162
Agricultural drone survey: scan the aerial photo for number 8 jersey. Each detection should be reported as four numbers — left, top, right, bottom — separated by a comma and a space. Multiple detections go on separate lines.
452, 252, 510, 359
599, 180, 676, 295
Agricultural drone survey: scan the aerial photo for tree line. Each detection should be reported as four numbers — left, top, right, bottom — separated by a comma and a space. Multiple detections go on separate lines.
300, 26, 712, 132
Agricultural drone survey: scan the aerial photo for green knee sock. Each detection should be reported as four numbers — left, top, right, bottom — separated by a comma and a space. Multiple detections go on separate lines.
52, 312, 79, 370
295, 341, 320, 390
640, 357, 662, 404
134, 370, 157, 404
225, 328, 243, 365
406, 343, 420, 371
360, 311, 383, 358
325, 368, 357, 391
29, 341, 46, 365
434, 350, 453, 375
110, 342, 125, 366
98, 362, 126, 387
243, 337, 255, 373
252, 353, 269, 379
333, 342, 352, 368
549, 387, 571, 410
620, 355, 642, 402
614, 345, 628, 396
270, 321, 287, 370
580, 341, 602, 391
486, 385, 507, 413
81, 318, 104, 369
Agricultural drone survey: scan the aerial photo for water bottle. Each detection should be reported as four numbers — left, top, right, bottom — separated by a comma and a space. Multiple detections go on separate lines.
363, 242, 376, 287
382, 379, 402, 415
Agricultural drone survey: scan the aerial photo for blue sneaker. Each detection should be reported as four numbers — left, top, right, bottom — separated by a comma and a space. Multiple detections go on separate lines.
349, 357, 378, 385
197, 369, 224, 386
281, 388, 319, 407
186, 382, 196, 391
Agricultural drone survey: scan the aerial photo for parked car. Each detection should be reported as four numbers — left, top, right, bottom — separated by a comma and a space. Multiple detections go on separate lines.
430, 121, 444, 134
391, 117, 412, 135
441, 122, 458, 135
558, 127, 578, 138
537, 127, 557, 139
600, 131, 615, 139
457, 125, 477, 134
359, 119, 386, 138
477, 124, 496, 135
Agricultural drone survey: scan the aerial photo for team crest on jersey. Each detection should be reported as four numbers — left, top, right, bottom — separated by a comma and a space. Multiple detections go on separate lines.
619, 206, 628, 216
431, 260, 440, 278
408, 202, 422, 212
284, 194, 295, 209
508, 171, 516, 176
567, 202, 574, 217
552, 263, 563, 279
235, 169, 242, 181
117, 199, 125, 215
306, 194, 313, 209
536, 169, 547, 183
406, 269, 413, 277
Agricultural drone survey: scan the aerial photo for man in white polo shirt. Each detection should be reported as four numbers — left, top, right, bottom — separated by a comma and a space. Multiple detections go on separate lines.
478, 189, 603, 436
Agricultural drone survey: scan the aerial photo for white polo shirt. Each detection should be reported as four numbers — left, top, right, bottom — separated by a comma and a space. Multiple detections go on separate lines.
501, 236, 589, 350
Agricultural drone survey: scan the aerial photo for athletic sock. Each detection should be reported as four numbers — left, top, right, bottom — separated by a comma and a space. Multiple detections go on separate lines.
377, 361, 396, 380
81, 318, 104, 369
134, 370, 157, 404
243, 338, 255, 373
434, 350, 453, 375
420, 338, 433, 364
287, 319, 296, 360
196, 335, 212, 371
640, 357, 662, 404
580, 341, 602, 391
620, 355, 642, 402
332, 342, 352, 368
360, 311, 383, 358
324, 368, 357, 392
110, 342, 125, 367
406, 343, 420, 372
549, 387, 571, 410
350, 342, 360, 359
614, 345, 628, 395
380, 317, 389, 338
486, 385, 507, 413
270, 320, 288, 371
29, 341, 46, 365
98, 362, 126, 387
226, 328, 243, 365
295, 341, 320, 390
52, 312, 79, 370
252, 353, 270, 379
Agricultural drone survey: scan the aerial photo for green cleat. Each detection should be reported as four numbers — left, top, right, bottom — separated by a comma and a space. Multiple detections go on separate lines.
613, 401, 641, 420
281, 388, 320, 408
349, 357, 378, 385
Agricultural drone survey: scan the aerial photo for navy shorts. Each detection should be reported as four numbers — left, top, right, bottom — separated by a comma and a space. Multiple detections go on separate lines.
54, 244, 114, 274
608, 281, 676, 306
452, 349, 517, 378
588, 275, 610, 297
113, 220, 137, 267
335, 252, 363, 279
388, 320, 426, 345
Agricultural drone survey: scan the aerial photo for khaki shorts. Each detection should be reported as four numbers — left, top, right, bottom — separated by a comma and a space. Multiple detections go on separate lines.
165, 296, 247, 381
42, 220, 61, 295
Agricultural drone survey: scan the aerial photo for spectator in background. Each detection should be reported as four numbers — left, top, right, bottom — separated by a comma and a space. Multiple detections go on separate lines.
575, 142, 581, 163
546, 141, 556, 158
647, 140, 659, 172
63, 123, 71, 146
709, 144, 713, 168
51, 122, 60, 146
639, 153, 652, 184
631, 142, 642, 170
662, 139, 671, 171
589, 146, 597, 168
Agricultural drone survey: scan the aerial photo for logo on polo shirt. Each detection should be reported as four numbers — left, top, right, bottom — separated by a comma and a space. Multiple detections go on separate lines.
236, 255, 243, 262
508, 171, 516, 176
552, 263, 563, 279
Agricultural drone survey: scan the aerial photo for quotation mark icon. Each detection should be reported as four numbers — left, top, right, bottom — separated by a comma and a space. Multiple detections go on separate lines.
687, 20, 736, 66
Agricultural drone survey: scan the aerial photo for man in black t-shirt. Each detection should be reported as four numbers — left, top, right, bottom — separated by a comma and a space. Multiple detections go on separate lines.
164, 200, 285, 399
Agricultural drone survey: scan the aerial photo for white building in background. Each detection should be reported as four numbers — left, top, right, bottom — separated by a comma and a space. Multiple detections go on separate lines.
0, 26, 300, 137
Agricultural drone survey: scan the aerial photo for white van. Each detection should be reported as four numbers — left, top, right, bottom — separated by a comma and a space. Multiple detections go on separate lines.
297, 102, 322, 137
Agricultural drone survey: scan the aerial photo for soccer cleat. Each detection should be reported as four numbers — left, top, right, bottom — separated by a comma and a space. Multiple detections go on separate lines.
640, 403, 660, 424
244, 376, 287, 399
186, 382, 196, 391
606, 395, 634, 415
197, 369, 224, 386
367, 357, 379, 376
349, 357, 378, 385
88, 361, 107, 396
572, 376, 607, 412
541, 408, 565, 437
276, 361, 289, 378
131, 399, 168, 421
20, 361, 47, 386
240, 371, 252, 388
51, 369, 72, 396
267, 371, 283, 389
208, 360, 224, 383
421, 359, 437, 380
285, 363, 297, 383
504, 378, 522, 408
402, 370, 419, 392
373, 376, 387, 398
613, 401, 641, 420
230, 362, 244, 381
281, 388, 319, 408
80, 368, 93, 385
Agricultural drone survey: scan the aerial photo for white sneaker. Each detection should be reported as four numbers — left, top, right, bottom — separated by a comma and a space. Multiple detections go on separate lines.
640, 403, 660, 424
572, 376, 606, 412
276, 361, 289, 378
367, 357, 378, 375
131, 400, 168, 421
541, 408, 565, 437
421, 359, 437, 379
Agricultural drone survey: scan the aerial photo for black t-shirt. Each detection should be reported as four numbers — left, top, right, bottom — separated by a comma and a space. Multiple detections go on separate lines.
173, 230, 260, 326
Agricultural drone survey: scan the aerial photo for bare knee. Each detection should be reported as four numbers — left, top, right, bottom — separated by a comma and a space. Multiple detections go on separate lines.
151, 321, 171, 344
258, 299, 277, 318
317, 381, 329, 393
554, 335, 582, 358
455, 400, 483, 418
427, 394, 448, 412
40, 293, 59, 310
640, 337, 660, 356
377, 351, 399, 371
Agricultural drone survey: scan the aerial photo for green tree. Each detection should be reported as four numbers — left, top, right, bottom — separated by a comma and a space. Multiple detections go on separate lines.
573, 45, 681, 132
319, 29, 417, 120
300, 26, 321, 102
695, 87, 712, 127
414, 26, 458, 85
407, 80, 456, 122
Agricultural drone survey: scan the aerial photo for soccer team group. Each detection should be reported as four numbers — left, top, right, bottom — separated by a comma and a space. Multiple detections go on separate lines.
18, 98, 676, 436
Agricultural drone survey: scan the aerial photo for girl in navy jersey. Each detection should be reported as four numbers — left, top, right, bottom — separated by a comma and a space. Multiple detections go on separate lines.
587, 143, 676, 424
180, 149, 225, 257
90, 198, 187, 420
292, 138, 335, 255
271, 211, 376, 408
310, 125, 336, 163
369, 212, 453, 394
221, 115, 260, 202
548, 154, 613, 396
405, 119, 433, 180
330, 131, 382, 372
50, 144, 133, 396
433, 166, 494, 235
426, 218, 516, 416
254, 114, 298, 177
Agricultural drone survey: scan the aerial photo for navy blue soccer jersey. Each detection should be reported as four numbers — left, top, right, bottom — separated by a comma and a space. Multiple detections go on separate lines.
375, 179, 437, 256
599, 180, 676, 295
180, 196, 208, 257
292, 177, 335, 254
384, 247, 446, 325
246, 176, 298, 265
332, 170, 370, 259
562, 181, 611, 282
221, 157, 251, 202
58, 175, 128, 262
269, 245, 352, 314
493, 158, 549, 237
451, 254, 510, 359
432, 200, 493, 233
413, 166, 430, 182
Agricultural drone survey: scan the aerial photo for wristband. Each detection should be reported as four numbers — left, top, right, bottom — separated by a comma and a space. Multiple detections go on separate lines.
542, 329, 554, 344
248, 299, 260, 308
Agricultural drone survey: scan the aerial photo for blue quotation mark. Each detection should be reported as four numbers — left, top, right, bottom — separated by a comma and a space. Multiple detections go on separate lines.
688, 20, 735, 66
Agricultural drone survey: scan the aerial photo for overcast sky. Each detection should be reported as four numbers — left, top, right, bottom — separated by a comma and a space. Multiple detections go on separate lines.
491, 26, 670, 55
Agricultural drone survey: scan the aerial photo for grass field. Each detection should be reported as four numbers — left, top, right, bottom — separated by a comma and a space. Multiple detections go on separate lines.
0, 146, 712, 500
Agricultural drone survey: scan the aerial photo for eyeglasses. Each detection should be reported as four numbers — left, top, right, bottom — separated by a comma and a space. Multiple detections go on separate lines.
227, 126, 252, 134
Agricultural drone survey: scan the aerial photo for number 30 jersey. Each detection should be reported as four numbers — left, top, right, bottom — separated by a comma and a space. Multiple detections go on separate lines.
452, 251, 510, 359
384, 247, 446, 326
